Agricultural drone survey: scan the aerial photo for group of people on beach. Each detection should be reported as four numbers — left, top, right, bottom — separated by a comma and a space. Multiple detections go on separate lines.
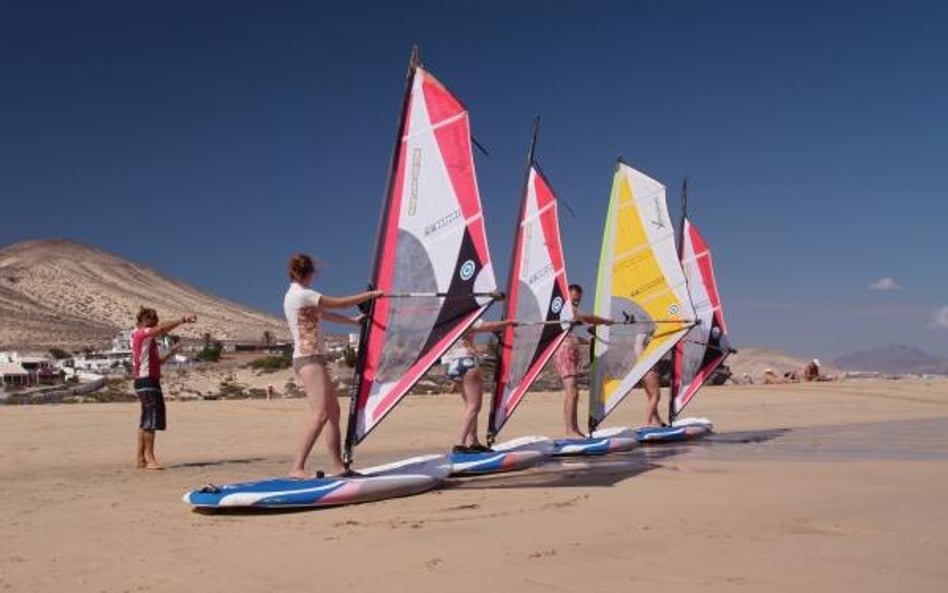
762, 359, 828, 384
131, 253, 671, 477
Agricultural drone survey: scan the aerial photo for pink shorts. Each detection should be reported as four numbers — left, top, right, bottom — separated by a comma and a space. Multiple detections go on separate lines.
554, 335, 580, 379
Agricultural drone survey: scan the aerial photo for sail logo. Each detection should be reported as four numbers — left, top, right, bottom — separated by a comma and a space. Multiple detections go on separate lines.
668, 303, 680, 316
460, 259, 476, 281
408, 149, 422, 216
551, 296, 563, 314
527, 263, 553, 285
650, 196, 666, 229
424, 209, 461, 236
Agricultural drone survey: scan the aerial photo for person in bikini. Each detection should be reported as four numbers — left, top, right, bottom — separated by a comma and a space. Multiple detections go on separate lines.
633, 329, 667, 428
554, 284, 613, 438
640, 365, 666, 427
283, 253, 382, 479
443, 318, 516, 453
132, 307, 197, 470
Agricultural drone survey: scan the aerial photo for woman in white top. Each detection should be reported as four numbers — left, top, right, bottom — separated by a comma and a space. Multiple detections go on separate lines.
283, 253, 382, 478
443, 318, 515, 453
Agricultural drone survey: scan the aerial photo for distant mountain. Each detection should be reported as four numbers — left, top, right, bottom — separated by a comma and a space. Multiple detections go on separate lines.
833, 345, 948, 375
0, 239, 288, 350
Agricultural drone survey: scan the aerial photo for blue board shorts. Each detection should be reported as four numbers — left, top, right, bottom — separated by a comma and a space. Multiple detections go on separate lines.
445, 356, 479, 380
134, 377, 166, 431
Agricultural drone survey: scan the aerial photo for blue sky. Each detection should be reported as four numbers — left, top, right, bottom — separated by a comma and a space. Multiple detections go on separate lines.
2, 1, 946, 358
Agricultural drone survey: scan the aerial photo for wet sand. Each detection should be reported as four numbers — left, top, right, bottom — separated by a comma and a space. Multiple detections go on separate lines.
1, 379, 947, 592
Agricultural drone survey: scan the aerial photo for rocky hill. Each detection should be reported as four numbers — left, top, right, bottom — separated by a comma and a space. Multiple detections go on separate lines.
833, 344, 948, 375
0, 239, 288, 350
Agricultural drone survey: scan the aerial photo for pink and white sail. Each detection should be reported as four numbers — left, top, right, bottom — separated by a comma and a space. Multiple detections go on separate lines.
671, 218, 731, 419
345, 59, 497, 459
489, 161, 572, 442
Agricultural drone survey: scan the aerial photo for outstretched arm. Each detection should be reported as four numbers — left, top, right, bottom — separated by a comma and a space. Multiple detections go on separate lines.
150, 315, 198, 337
319, 290, 384, 310
577, 312, 613, 326
322, 311, 365, 326
160, 343, 182, 365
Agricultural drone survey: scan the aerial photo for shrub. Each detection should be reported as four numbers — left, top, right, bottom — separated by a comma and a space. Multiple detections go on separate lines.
248, 351, 292, 373
48, 347, 71, 360
196, 340, 223, 362
342, 345, 358, 368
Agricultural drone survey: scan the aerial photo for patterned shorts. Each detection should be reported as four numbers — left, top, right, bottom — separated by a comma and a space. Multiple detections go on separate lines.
554, 335, 580, 379
134, 377, 166, 431
445, 356, 479, 380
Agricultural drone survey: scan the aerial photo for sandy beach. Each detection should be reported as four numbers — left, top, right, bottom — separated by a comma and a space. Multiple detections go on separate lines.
2, 379, 947, 592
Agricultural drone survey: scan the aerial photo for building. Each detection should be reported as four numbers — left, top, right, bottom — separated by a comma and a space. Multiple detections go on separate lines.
67, 351, 130, 373
112, 329, 134, 352
0, 362, 29, 389
0, 353, 62, 388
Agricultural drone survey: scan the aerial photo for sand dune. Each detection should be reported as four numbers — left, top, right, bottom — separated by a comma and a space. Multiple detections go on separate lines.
0, 239, 287, 350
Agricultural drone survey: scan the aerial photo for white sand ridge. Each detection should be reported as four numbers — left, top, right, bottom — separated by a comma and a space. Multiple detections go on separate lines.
0, 239, 288, 350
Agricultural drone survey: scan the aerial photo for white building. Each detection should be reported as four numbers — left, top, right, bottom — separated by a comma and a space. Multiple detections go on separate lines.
0, 353, 60, 388
113, 329, 134, 352
0, 361, 29, 388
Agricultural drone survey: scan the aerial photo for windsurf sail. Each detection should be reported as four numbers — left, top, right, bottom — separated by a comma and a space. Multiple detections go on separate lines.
344, 49, 498, 464
488, 121, 572, 443
670, 216, 731, 420
588, 161, 695, 433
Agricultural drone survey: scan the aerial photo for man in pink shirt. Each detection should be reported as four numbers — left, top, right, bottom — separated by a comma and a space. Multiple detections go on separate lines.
132, 307, 197, 470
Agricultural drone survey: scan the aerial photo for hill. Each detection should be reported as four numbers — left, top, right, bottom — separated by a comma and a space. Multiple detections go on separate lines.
0, 239, 288, 350
833, 344, 948, 375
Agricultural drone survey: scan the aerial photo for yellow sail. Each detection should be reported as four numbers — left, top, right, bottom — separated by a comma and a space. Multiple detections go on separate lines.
588, 161, 695, 432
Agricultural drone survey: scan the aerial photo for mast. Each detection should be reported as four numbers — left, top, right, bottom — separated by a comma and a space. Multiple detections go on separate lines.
669, 177, 688, 423
487, 117, 540, 445
343, 46, 420, 468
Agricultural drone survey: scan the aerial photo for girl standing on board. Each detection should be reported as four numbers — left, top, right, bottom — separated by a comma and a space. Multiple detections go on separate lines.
283, 253, 382, 478
132, 307, 197, 470
443, 319, 516, 453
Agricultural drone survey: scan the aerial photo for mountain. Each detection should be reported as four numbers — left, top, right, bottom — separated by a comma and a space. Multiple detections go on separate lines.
833, 345, 948, 375
0, 239, 288, 350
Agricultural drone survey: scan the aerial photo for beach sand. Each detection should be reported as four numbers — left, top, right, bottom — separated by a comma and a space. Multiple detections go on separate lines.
2, 379, 947, 592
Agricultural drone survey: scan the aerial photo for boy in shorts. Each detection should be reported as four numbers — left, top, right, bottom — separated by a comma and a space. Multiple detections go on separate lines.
132, 307, 197, 469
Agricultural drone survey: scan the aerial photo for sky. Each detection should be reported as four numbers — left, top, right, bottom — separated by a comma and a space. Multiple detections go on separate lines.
2, 0, 946, 358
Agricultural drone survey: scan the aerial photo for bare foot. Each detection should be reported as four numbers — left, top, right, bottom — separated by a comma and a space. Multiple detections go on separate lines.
144, 463, 165, 470
565, 430, 587, 439
136, 459, 147, 469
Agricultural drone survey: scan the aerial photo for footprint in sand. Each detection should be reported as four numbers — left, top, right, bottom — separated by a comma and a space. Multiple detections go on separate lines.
426, 558, 443, 571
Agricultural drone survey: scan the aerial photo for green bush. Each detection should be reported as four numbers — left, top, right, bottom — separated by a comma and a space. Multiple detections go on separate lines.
196, 341, 223, 362
248, 351, 292, 373
48, 347, 71, 360
342, 345, 358, 368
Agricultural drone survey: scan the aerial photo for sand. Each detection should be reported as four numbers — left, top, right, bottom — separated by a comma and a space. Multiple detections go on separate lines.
2, 379, 947, 593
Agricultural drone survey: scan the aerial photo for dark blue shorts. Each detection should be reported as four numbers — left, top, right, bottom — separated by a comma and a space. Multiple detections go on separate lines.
134, 377, 166, 431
